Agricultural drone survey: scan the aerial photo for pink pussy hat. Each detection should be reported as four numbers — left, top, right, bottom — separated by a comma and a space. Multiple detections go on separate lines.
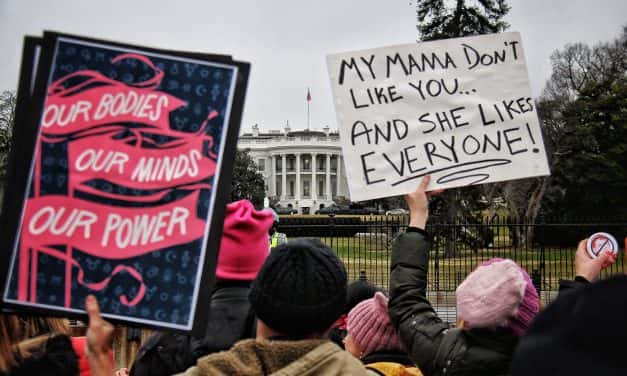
456, 258, 540, 336
215, 200, 274, 280
347, 292, 402, 357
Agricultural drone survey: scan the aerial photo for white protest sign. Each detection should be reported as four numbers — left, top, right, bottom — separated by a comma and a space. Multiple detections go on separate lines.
327, 32, 550, 202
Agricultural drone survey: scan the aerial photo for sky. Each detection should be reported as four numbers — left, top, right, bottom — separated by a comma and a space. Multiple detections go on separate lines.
1, 0, 625, 134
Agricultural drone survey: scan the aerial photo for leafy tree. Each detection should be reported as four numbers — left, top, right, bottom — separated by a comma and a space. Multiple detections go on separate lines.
417, 0, 510, 41
230, 149, 266, 208
0, 90, 16, 181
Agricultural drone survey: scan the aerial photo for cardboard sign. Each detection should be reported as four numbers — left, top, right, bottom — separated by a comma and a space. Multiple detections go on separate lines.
327, 32, 550, 201
0, 32, 249, 332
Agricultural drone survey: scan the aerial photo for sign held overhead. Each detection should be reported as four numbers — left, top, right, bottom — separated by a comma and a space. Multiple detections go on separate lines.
327, 32, 550, 202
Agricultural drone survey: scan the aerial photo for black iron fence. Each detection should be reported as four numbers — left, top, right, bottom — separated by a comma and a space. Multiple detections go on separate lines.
277, 215, 627, 322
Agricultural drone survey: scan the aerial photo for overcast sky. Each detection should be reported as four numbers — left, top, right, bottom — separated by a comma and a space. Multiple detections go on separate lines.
1, 0, 625, 133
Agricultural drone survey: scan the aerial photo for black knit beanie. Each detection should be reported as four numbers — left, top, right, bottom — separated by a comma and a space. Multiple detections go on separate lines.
248, 238, 347, 337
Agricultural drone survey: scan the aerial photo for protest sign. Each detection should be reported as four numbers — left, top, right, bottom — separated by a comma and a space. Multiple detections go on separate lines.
1, 32, 249, 332
327, 32, 550, 202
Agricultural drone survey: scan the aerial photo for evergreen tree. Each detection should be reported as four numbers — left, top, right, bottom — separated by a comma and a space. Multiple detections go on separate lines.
536, 26, 627, 218
230, 149, 266, 208
417, 0, 510, 41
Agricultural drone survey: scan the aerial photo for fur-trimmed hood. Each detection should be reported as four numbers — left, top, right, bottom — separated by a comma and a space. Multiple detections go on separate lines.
179, 338, 368, 375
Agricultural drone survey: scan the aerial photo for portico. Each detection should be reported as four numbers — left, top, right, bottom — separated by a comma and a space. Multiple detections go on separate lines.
238, 127, 349, 214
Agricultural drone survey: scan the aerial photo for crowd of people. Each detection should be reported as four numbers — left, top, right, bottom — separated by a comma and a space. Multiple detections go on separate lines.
1, 175, 625, 375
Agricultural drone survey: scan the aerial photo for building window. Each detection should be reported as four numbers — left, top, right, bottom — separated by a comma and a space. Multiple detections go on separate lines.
303, 181, 310, 197
276, 180, 281, 196
289, 181, 295, 197
257, 158, 265, 171
318, 156, 325, 171
318, 180, 324, 196
276, 158, 282, 172
302, 158, 311, 171
288, 158, 295, 171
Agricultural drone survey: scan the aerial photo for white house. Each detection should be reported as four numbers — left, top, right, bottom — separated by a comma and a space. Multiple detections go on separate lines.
237, 124, 349, 214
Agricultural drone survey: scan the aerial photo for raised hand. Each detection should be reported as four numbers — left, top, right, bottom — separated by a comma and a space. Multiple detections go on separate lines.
85, 295, 115, 376
575, 239, 616, 282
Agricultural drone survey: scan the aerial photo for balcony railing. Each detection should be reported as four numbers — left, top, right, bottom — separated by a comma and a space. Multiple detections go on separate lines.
238, 135, 341, 145
273, 169, 339, 175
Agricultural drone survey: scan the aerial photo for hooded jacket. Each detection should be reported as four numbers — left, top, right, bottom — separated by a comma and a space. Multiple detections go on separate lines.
388, 229, 519, 376
177, 338, 369, 376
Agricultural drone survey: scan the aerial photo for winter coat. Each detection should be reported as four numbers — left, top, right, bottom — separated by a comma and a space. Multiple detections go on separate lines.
177, 338, 369, 376
130, 281, 255, 376
511, 275, 627, 375
362, 350, 423, 376
388, 229, 519, 376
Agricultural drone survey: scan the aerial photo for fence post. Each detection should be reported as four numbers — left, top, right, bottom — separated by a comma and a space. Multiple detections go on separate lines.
329, 213, 335, 250
539, 214, 546, 294
539, 215, 546, 272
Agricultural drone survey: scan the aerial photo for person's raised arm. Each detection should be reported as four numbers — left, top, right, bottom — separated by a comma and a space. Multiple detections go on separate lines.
388, 176, 447, 374
85, 295, 115, 376
405, 175, 431, 230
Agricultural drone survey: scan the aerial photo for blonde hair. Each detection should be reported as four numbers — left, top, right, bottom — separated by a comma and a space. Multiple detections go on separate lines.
0, 314, 70, 372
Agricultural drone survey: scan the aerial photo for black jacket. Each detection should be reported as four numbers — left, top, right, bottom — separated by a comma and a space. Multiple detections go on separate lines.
388, 229, 518, 376
130, 281, 255, 376
512, 275, 627, 375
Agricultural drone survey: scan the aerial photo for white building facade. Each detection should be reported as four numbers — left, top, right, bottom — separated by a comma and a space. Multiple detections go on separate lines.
237, 125, 349, 214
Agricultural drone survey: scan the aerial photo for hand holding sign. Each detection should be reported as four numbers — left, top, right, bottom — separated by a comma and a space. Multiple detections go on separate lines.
575, 238, 616, 282
85, 295, 115, 376
404, 175, 443, 230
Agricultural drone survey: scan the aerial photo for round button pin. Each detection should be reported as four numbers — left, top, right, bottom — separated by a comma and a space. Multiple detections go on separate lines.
586, 232, 619, 259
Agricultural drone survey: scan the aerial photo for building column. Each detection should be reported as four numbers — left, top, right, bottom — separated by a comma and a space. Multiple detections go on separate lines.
295, 153, 301, 201
269, 155, 275, 197
336, 154, 342, 197
281, 154, 286, 200
326, 153, 331, 200
311, 153, 317, 202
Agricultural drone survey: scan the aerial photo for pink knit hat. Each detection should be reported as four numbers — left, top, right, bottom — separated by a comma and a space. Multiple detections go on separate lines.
456, 258, 540, 336
215, 200, 274, 280
347, 292, 402, 356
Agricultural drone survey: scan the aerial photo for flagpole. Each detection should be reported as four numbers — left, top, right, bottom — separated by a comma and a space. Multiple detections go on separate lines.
307, 87, 310, 131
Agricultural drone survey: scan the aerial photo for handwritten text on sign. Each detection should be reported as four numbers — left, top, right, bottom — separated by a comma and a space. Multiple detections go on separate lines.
327, 32, 550, 201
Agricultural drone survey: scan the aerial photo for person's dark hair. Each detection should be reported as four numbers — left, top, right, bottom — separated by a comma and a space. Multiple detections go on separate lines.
0, 315, 71, 373
10, 334, 78, 376
346, 279, 380, 314
328, 275, 381, 348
